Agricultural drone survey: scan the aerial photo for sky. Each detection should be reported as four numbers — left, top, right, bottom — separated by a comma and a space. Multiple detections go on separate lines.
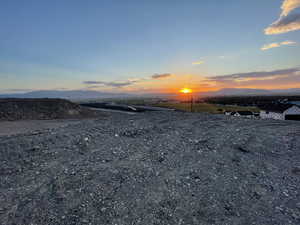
1, 0, 300, 94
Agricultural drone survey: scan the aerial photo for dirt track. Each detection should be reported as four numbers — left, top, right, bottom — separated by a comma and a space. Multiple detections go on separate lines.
1, 111, 300, 225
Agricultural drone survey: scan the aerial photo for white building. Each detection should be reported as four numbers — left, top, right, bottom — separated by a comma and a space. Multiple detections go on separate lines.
260, 110, 284, 120
284, 105, 300, 120
260, 105, 300, 120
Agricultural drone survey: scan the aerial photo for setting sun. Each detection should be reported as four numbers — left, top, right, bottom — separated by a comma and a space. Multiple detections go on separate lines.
180, 88, 192, 94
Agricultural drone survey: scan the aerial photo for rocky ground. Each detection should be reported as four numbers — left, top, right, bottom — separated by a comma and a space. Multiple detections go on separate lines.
0, 111, 300, 225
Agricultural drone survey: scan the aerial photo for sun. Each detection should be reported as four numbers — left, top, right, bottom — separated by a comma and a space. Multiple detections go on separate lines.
180, 88, 192, 94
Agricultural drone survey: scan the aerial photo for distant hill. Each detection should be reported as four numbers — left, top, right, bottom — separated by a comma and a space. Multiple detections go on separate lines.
199, 88, 300, 97
0, 98, 101, 121
1, 88, 300, 100
0, 90, 133, 100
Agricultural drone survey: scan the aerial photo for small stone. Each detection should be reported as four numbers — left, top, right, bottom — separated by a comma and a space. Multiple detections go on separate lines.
283, 190, 289, 197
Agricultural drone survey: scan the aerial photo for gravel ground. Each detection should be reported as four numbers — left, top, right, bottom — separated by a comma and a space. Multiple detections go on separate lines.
0, 119, 85, 136
0, 111, 300, 225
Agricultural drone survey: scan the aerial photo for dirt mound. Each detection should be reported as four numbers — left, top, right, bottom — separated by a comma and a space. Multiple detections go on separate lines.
0, 98, 100, 121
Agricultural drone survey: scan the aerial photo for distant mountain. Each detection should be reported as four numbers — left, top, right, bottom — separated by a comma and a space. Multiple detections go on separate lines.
1, 88, 300, 100
0, 90, 134, 100
204, 88, 272, 96
198, 88, 300, 97
271, 88, 300, 94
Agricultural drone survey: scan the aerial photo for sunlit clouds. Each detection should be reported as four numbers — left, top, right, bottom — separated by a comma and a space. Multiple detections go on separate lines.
192, 61, 205, 65
83, 80, 136, 87
151, 73, 172, 79
281, 0, 300, 16
261, 40, 296, 50
205, 67, 300, 89
265, 0, 300, 34
83, 73, 174, 91
265, 14, 300, 34
81, 66, 300, 94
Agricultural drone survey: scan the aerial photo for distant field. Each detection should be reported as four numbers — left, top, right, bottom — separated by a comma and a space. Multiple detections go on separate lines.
154, 102, 260, 113
76, 97, 260, 114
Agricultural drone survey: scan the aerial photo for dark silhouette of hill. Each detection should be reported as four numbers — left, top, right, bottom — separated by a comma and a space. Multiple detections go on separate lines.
0, 98, 101, 121
0, 90, 133, 99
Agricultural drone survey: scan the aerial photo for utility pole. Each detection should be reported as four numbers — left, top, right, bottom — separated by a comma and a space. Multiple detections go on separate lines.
190, 94, 193, 112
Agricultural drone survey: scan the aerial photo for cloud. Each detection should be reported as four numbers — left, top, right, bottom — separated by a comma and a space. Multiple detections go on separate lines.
281, 40, 297, 45
83, 80, 135, 87
265, 0, 300, 34
261, 40, 296, 50
83, 73, 172, 89
151, 73, 172, 79
192, 61, 205, 65
261, 43, 281, 50
205, 67, 300, 89
265, 13, 300, 34
207, 67, 300, 82
281, 0, 300, 16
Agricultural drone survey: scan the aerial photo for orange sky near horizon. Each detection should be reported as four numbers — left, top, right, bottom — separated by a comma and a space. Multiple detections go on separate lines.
115, 71, 300, 95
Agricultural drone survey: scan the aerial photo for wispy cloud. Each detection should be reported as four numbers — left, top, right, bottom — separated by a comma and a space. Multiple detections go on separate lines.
83, 80, 135, 87
281, 0, 300, 16
151, 73, 172, 79
205, 67, 300, 89
261, 40, 296, 50
83, 73, 172, 89
265, 14, 300, 34
192, 61, 205, 65
207, 67, 300, 82
265, 0, 300, 34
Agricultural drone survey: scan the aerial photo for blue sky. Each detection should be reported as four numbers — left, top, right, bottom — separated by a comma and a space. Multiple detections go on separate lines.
1, 0, 300, 93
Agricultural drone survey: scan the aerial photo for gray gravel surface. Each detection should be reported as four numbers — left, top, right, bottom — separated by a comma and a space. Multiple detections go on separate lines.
1, 111, 300, 225
0, 119, 85, 136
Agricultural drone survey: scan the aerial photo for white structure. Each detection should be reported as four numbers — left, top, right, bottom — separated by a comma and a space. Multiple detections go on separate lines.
260, 105, 300, 120
284, 105, 300, 120
224, 111, 234, 116
260, 110, 284, 120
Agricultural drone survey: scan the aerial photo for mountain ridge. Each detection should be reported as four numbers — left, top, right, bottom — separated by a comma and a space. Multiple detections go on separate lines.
0, 88, 300, 99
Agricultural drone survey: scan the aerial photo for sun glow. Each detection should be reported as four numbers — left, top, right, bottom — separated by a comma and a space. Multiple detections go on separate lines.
180, 88, 192, 94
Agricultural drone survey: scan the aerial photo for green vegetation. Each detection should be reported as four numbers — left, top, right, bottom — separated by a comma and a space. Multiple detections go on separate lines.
154, 102, 260, 114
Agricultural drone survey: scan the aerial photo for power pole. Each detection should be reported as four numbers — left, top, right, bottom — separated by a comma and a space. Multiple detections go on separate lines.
190, 95, 193, 112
